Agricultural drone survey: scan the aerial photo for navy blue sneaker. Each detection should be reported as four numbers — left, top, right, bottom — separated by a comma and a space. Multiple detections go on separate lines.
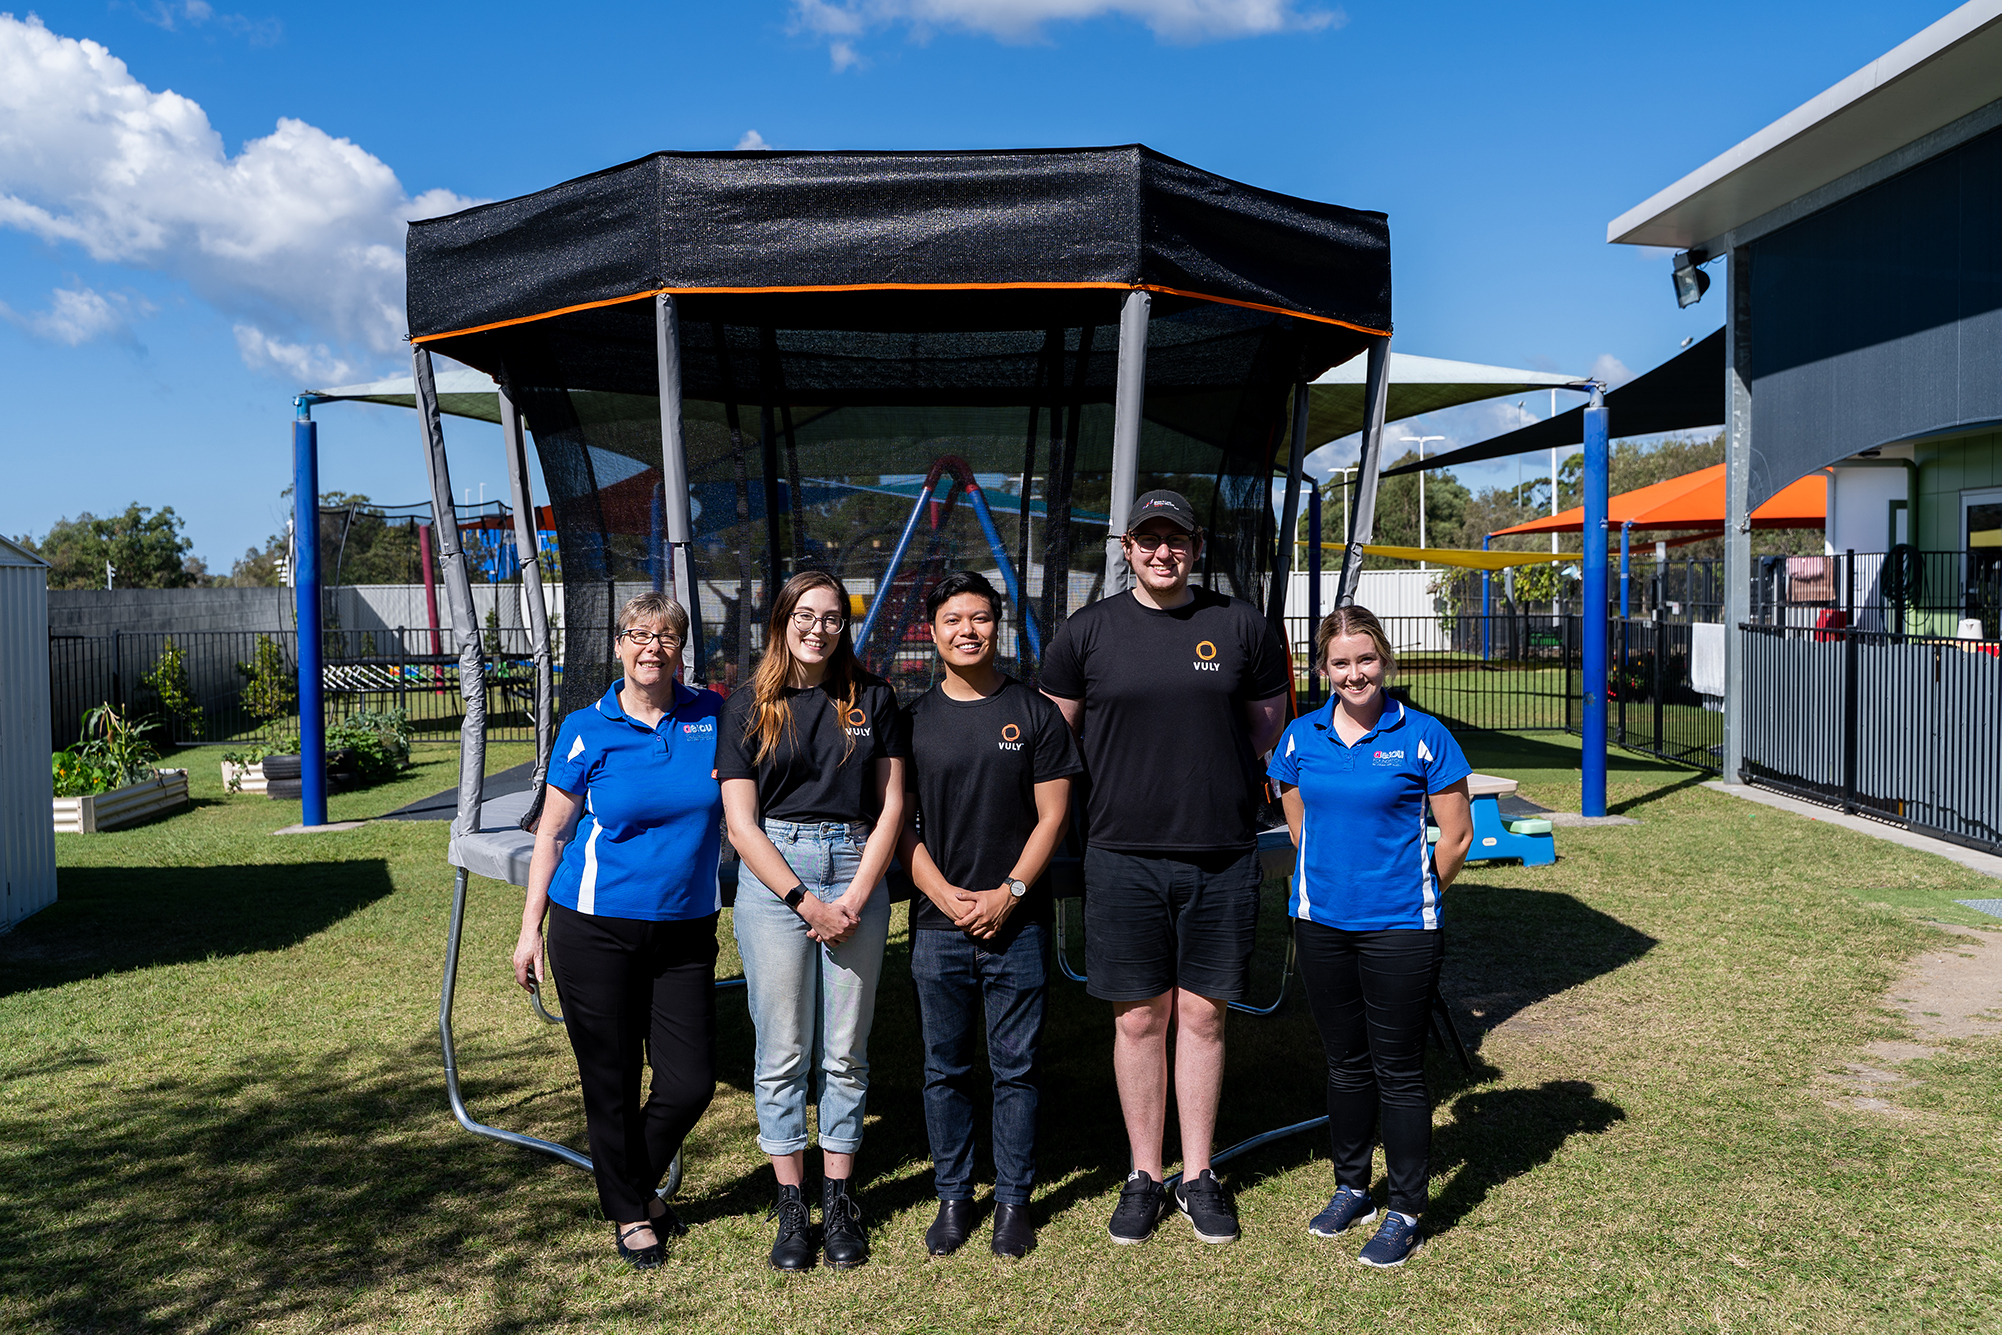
1357, 1212, 1421, 1267
1308, 1187, 1377, 1238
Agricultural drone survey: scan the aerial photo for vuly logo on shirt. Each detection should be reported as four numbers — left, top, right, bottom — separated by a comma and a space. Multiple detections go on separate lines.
1193, 640, 1221, 673
1371, 748, 1406, 766
999, 722, 1024, 752
844, 706, 872, 737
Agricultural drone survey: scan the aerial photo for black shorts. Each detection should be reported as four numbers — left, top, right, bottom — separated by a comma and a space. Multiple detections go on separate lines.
1082, 845, 1262, 1003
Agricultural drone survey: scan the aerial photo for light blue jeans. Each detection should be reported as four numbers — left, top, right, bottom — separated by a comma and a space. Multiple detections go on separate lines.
733, 818, 891, 1156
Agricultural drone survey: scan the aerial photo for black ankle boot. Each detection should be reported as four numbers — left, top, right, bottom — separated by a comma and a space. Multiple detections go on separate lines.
768, 1184, 815, 1272
990, 1201, 1036, 1257
821, 1177, 869, 1269
925, 1199, 978, 1256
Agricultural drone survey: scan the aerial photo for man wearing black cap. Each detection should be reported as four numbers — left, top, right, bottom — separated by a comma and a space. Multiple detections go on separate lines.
1039, 489, 1291, 1247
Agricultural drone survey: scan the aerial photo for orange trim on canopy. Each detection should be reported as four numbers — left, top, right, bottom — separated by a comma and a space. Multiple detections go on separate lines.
408, 283, 1393, 346
1489, 465, 1826, 536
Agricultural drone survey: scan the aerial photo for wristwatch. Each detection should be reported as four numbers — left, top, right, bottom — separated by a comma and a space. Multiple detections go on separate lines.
1005, 878, 1028, 899
782, 884, 809, 913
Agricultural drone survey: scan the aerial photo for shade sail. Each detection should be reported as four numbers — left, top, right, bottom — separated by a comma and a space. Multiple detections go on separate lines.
1283, 352, 1583, 467
312, 368, 506, 423
1489, 464, 1826, 535
1382, 328, 1726, 477
1354, 544, 1571, 571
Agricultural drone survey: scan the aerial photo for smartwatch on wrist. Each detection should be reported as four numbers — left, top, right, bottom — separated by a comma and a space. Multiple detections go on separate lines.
1005, 878, 1028, 899
782, 884, 809, 913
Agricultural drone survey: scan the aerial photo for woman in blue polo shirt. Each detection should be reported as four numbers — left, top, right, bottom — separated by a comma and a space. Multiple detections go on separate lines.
1267, 604, 1473, 1269
512, 591, 724, 1271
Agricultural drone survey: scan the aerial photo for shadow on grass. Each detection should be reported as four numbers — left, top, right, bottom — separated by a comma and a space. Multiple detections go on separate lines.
1608, 767, 1713, 815
0, 861, 396, 998
0, 1038, 673, 1334
1440, 882, 1658, 1048
1428, 1080, 1626, 1233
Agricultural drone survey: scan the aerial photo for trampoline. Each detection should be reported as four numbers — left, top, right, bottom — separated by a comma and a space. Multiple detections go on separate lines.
408, 146, 1398, 1192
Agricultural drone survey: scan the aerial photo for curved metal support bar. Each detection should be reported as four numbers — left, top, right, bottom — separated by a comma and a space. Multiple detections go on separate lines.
715, 976, 747, 990
441, 867, 591, 1173
1162, 1115, 1329, 1192
1054, 896, 1089, 984
1226, 928, 1296, 1017
527, 978, 565, 1026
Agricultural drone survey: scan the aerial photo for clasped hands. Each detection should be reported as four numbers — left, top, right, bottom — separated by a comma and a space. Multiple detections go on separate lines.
796, 887, 869, 945
939, 883, 1015, 940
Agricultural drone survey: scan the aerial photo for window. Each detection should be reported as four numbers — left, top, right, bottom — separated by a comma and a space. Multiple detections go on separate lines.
1962, 488, 2001, 637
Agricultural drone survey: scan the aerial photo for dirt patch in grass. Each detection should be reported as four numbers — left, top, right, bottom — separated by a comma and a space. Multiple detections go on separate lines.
1821, 923, 2002, 1115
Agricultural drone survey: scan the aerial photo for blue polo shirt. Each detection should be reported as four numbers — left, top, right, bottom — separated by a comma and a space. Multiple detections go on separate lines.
545, 680, 724, 922
1266, 698, 1471, 932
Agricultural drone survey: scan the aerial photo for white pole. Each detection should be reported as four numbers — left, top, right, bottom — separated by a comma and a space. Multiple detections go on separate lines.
1400, 434, 1444, 569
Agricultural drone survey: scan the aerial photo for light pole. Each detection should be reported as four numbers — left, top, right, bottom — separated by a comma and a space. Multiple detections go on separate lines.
1400, 435, 1444, 568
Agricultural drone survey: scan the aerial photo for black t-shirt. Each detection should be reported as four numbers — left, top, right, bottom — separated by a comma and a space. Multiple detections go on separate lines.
904, 676, 1083, 941
714, 677, 906, 824
1039, 587, 1290, 852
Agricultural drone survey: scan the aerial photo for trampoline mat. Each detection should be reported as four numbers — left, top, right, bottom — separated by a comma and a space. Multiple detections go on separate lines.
381, 761, 537, 821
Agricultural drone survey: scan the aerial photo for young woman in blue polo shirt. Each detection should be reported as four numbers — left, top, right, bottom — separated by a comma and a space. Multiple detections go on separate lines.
512, 592, 725, 1271
716, 569, 906, 1273
1267, 605, 1474, 1269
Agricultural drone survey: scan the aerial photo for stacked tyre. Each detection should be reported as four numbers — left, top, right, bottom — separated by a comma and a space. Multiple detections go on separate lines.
263, 749, 362, 801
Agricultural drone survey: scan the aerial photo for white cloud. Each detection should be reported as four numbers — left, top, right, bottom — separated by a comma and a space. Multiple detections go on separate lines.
0, 284, 152, 345
1590, 353, 1634, 388
125, 0, 283, 46
735, 129, 773, 150
232, 324, 355, 386
790, 0, 1341, 67
0, 14, 478, 380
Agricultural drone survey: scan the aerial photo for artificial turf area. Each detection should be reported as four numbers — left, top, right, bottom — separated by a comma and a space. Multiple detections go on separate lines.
3, 734, 1998, 1332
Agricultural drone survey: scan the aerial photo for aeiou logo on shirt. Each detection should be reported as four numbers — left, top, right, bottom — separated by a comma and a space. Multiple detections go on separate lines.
999, 723, 1023, 752
1371, 749, 1406, 766
1193, 640, 1220, 672
681, 720, 715, 734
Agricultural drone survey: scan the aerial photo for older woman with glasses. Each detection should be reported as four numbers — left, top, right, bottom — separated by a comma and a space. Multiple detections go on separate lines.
512, 592, 725, 1270
716, 569, 907, 1272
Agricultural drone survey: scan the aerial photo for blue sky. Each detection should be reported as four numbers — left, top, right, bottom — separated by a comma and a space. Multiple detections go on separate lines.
0, 0, 1959, 567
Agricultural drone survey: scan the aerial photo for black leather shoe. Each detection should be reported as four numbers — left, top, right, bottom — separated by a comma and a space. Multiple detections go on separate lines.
646, 1196, 687, 1239
991, 1202, 1036, 1258
925, 1199, 978, 1256
615, 1221, 664, 1271
821, 1177, 870, 1269
768, 1184, 816, 1272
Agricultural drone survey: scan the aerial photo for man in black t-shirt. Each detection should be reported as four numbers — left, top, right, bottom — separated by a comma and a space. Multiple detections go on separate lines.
1040, 489, 1291, 1248
899, 571, 1082, 1260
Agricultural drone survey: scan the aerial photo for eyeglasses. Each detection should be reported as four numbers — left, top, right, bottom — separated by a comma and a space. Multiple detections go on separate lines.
789, 610, 848, 633
1127, 532, 1195, 553
619, 629, 683, 649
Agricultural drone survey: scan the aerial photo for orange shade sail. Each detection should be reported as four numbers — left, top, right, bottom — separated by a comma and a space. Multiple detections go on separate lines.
1489, 465, 1826, 536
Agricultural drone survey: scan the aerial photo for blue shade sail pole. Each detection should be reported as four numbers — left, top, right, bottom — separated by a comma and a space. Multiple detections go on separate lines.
1580, 387, 1610, 818
1481, 533, 1492, 660
292, 397, 327, 828
1619, 520, 1632, 618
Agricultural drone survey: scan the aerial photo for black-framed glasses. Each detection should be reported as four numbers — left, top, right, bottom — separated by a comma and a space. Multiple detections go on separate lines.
620, 628, 684, 649
790, 610, 847, 633
1128, 532, 1195, 553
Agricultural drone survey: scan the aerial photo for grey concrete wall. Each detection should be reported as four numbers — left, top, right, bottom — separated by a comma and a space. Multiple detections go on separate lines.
48, 587, 292, 636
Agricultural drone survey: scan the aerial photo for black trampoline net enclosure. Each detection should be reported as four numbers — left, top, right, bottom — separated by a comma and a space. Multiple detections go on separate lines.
406, 145, 1390, 707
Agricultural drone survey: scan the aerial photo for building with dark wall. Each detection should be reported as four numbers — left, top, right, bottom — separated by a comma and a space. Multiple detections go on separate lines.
1610, 0, 2002, 782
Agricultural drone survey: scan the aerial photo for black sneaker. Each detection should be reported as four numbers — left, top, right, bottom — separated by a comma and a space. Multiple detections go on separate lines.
1107, 1171, 1167, 1244
1173, 1169, 1240, 1244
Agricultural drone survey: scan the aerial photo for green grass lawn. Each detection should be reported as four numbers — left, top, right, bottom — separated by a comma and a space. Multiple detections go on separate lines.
3, 737, 1999, 1332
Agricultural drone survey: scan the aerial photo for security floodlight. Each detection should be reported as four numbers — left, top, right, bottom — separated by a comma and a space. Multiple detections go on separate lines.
1672, 248, 1710, 308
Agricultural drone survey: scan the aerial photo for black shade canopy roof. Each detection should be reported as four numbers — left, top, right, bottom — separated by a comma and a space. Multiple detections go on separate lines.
405, 145, 1392, 395
1381, 328, 1724, 476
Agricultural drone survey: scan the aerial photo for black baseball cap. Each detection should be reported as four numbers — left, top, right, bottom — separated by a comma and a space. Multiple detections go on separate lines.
1125, 489, 1200, 535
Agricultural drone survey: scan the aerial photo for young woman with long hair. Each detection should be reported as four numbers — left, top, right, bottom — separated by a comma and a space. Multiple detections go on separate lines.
714, 569, 907, 1272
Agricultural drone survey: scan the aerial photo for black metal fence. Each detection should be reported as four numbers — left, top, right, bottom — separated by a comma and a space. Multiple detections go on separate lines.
1281, 613, 1722, 773
47, 628, 547, 751
1741, 622, 2002, 855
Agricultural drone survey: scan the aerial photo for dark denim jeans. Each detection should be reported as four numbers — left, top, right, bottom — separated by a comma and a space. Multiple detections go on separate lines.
909, 923, 1049, 1205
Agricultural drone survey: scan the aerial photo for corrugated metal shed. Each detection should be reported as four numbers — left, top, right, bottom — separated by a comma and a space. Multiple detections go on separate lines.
0, 535, 56, 931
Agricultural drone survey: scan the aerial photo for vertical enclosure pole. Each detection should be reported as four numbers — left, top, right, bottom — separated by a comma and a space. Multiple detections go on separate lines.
291, 397, 327, 828
1267, 382, 1310, 642
418, 522, 441, 656
1337, 337, 1393, 606
656, 294, 703, 683
1580, 387, 1610, 818
1104, 290, 1151, 597
1307, 482, 1323, 709
499, 383, 555, 779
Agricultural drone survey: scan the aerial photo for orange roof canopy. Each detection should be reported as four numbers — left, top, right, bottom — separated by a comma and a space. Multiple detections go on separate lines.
1490, 465, 1826, 536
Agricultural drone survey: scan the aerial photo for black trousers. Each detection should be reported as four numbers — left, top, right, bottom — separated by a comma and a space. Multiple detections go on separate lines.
1294, 921, 1443, 1218
546, 903, 718, 1222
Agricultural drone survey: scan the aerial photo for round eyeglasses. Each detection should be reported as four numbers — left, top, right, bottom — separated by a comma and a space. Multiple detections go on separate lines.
619, 629, 684, 649
790, 610, 848, 633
